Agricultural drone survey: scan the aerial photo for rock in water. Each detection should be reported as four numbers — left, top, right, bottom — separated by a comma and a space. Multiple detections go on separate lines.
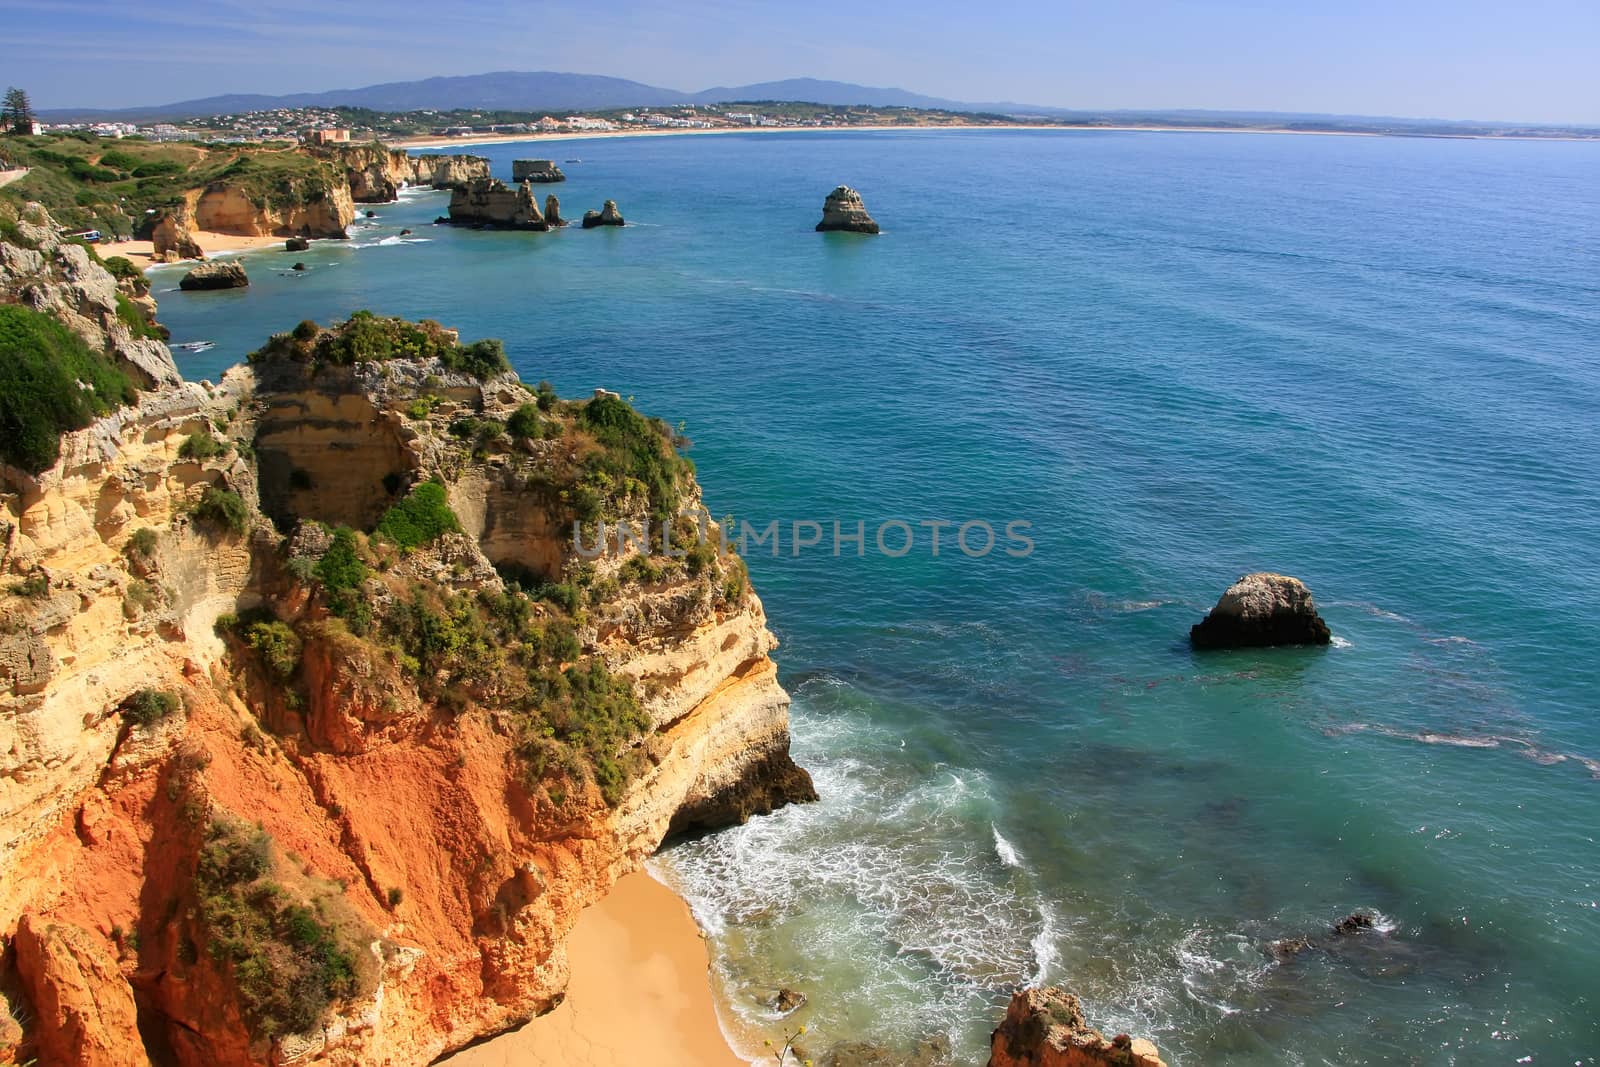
512, 159, 567, 182
988, 987, 1167, 1067
1189, 572, 1332, 650
544, 195, 564, 227
445, 178, 549, 230
285, 236, 310, 251
178, 261, 248, 291
580, 200, 625, 228
816, 185, 880, 234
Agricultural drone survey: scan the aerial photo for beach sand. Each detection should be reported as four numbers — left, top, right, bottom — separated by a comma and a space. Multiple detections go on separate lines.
96, 230, 284, 267
441, 871, 752, 1067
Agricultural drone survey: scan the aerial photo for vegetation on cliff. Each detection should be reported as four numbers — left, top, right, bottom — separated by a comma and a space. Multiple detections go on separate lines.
250, 311, 510, 379
0, 303, 136, 473
192, 818, 368, 1042
0, 132, 348, 237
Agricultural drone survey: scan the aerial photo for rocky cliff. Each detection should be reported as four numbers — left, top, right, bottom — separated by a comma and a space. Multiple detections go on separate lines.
321, 145, 491, 203
446, 178, 550, 230
0, 210, 812, 1066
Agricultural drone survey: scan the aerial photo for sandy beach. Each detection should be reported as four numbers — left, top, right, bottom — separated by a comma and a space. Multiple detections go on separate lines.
442, 871, 752, 1067
95, 230, 284, 267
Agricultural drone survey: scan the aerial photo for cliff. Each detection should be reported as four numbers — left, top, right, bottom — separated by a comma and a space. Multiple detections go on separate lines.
0, 212, 812, 1066
145, 145, 491, 260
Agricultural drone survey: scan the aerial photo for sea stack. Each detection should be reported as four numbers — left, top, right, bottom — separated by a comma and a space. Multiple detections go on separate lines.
446, 177, 548, 230
512, 159, 567, 183
581, 200, 625, 228
1189, 572, 1332, 650
285, 236, 310, 252
987, 987, 1167, 1067
178, 261, 249, 291
544, 194, 564, 227
816, 185, 879, 234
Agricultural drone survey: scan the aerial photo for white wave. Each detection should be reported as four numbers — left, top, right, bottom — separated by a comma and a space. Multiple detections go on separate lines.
1029, 902, 1059, 987
1330, 635, 1353, 649
992, 824, 1024, 869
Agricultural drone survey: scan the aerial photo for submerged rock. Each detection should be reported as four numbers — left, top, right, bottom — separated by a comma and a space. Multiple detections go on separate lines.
1332, 911, 1377, 937
512, 159, 566, 183
580, 200, 625, 228
988, 987, 1166, 1067
178, 261, 248, 291
816, 185, 879, 234
1189, 572, 1331, 650
291, 262, 307, 271
771, 987, 806, 1015
285, 236, 310, 252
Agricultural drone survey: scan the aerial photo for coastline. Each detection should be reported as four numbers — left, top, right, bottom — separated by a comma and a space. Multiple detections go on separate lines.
385, 122, 1596, 152
96, 230, 284, 267
441, 870, 752, 1067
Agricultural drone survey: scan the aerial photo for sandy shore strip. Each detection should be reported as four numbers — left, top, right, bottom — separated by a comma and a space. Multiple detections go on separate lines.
95, 230, 284, 268
442, 870, 752, 1067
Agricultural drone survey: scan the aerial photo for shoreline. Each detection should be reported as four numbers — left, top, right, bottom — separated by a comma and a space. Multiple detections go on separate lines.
386, 122, 1597, 151
441, 869, 753, 1067
96, 230, 284, 268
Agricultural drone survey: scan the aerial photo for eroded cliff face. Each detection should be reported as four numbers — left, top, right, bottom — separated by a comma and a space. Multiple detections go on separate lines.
321, 144, 492, 203
0, 220, 811, 1066
988, 988, 1167, 1067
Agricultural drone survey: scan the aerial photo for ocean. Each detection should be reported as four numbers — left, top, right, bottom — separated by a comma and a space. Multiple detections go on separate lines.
154, 128, 1600, 1065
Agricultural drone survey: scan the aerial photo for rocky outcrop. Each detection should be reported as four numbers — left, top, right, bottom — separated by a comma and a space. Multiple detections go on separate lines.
816, 186, 879, 234
446, 178, 548, 229
1189, 572, 1332, 650
544, 195, 564, 227
13, 915, 150, 1067
178, 260, 248, 291
150, 213, 204, 262
285, 236, 310, 252
407, 153, 491, 190
512, 159, 566, 183
988, 988, 1166, 1067
0, 234, 812, 1066
194, 180, 354, 239
580, 200, 625, 228
1270, 910, 1382, 961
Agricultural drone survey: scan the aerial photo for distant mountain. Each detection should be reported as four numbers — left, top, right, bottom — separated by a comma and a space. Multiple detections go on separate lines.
41, 72, 991, 123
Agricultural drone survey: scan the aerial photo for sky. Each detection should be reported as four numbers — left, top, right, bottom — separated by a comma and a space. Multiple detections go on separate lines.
5, 0, 1598, 123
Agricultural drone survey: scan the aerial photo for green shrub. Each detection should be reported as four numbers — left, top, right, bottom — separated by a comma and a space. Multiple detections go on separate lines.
386, 886, 403, 908
505, 403, 544, 441
193, 819, 361, 1041
9, 572, 48, 599
122, 688, 178, 726
313, 527, 370, 628
124, 578, 162, 613
442, 338, 509, 379
245, 620, 301, 679
0, 304, 136, 474
178, 429, 226, 461
194, 487, 248, 534
376, 481, 460, 551
125, 526, 159, 558
577, 393, 691, 522
534, 380, 558, 411
248, 313, 510, 380
103, 255, 143, 281
114, 292, 164, 341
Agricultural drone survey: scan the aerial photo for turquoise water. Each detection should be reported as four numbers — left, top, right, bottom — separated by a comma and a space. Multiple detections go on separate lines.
156, 130, 1600, 1065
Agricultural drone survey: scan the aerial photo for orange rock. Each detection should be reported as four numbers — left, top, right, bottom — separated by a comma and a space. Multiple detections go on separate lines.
13, 915, 150, 1067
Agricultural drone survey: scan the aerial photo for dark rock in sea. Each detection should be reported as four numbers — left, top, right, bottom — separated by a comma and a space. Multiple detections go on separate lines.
823, 1035, 949, 1067
512, 159, 567, 183
816, 185, 880, 234
544, 195, 564, 227
445, 178, 549, 230
291, 262, 307, 271
365, 210, 377, 218
580, 200, 625, 228
178, 261, 248, 291
771, 987, 806, 1015
1189, 572, 1332, 650
987, 987, 1166, 1067
285, 236, 310, 252
1269, 937, 1313, 962
1332, 911, 1377, 937
399, 228, 412, 236
434, 216, 450, 225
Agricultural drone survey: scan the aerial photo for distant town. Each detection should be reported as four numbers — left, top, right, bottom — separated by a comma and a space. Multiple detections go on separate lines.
35, 102, 1041, 145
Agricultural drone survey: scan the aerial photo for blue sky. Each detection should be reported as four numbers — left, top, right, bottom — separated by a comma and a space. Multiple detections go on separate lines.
8, 0, 1598, 122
